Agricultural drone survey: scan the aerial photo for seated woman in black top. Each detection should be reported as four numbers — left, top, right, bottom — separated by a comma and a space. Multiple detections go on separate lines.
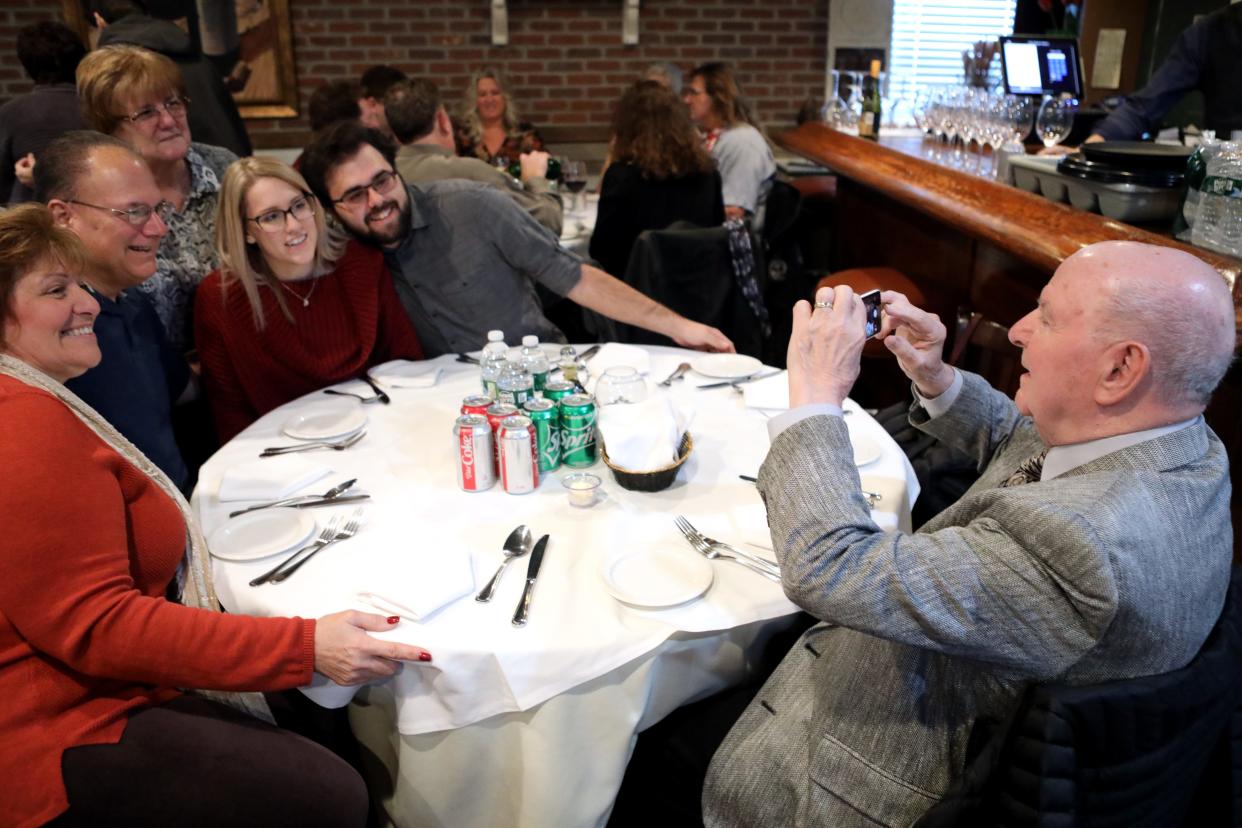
590, 81, 725, 279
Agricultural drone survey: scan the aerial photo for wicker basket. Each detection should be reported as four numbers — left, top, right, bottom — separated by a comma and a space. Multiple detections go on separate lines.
601, 433, 693, 492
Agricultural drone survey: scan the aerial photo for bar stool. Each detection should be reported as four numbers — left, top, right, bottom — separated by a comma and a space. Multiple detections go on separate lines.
814, 267, 925, 356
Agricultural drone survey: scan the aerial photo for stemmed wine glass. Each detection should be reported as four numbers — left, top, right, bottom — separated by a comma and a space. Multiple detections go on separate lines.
561, 160, 588, 213
822, 69, 851, 130
1036, 96, 1076, 150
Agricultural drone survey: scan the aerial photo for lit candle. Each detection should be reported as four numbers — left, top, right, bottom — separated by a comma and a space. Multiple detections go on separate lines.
562, 473, 602, 508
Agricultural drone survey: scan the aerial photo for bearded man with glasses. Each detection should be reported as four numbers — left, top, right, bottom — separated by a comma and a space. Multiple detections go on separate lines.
35, 131, 191, 492
302, 120, 736, 358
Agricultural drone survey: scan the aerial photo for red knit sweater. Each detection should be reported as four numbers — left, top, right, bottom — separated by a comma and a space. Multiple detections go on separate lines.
0, 377, 316, 828
195, 240, 424, 442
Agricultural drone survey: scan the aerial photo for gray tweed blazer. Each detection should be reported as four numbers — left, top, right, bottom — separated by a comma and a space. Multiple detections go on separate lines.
702, 371, 1233, 828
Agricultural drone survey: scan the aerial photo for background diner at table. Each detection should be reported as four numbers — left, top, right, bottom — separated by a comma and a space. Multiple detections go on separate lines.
2, 2, 1241, 825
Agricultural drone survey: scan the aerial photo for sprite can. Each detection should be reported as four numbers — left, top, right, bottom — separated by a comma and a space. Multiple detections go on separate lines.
542, 380, 576, 403
559, 393, 597, 468
524, 398, 560, 472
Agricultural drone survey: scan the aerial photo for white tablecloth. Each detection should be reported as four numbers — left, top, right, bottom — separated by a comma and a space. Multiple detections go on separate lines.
559, 192, 597, 257
193, 345, 917, 827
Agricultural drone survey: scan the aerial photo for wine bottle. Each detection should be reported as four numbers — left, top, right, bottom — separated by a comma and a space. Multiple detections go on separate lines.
860, 59, 882, 141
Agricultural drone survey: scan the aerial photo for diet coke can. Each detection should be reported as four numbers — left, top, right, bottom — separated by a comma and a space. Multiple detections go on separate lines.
485, 402, 518, 471
461, 394, 493, 417
498, 414, 539, 494
454, 414, 495, 492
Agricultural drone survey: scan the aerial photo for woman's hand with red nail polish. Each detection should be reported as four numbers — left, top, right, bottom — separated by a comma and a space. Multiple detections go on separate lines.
313, 611, 432, 685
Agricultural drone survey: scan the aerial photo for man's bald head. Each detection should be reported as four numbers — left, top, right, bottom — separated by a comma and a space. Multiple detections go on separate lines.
1069, 241, 1235, 409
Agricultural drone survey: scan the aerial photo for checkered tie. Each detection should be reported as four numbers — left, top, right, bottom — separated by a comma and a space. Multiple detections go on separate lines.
1002, 449, 1049, 487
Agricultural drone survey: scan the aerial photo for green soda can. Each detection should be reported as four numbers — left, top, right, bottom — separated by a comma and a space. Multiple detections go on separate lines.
524, 398, 561, 472
542, 380, 576, 403
559, 393, 597, 468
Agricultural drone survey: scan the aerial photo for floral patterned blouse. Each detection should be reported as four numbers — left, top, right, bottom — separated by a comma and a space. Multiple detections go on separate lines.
455, 120, 545, 167
135, 142, 237, 352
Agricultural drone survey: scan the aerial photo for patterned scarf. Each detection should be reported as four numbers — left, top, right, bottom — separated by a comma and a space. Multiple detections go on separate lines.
0, 354, 273, 722
725, 217, 772, 338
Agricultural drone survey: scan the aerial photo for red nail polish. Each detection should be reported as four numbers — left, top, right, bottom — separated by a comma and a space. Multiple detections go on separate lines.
419, 652, 432, 662
387, 616, 400, 624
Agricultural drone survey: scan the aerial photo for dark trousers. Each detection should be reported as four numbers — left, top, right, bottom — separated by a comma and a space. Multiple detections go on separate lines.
47, 694, 368, 828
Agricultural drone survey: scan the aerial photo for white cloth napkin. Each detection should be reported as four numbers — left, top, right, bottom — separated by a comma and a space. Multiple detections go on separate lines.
369, 360, 443, 389
742, 371, 790, 410
217, 457, 332, 502
355, 554, 475, 622
598, 397, 692, 471
588, 343, 651, 376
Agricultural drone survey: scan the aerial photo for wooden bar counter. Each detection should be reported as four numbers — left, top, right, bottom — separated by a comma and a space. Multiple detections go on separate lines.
776, 122, 1242, 558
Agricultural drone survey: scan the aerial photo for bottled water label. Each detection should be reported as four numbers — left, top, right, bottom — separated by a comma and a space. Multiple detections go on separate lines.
1203, 176, 1242, 198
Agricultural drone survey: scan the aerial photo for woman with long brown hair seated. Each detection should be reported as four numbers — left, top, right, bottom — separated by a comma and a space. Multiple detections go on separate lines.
589, 81, 725, 279
195, 156, 424, 442
0, 203, 431, 828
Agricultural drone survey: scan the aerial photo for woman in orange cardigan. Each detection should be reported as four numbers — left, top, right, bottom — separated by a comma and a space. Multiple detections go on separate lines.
0, 204, 431, 827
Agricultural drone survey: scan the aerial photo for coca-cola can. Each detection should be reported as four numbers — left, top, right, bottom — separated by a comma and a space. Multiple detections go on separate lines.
454, 414, 495, 492
461, 394, 493, 417
498, 414, 539, 494
485, 402, 518, 472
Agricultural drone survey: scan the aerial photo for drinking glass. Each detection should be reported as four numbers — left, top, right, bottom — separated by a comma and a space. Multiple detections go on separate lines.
1036, 96, 1076, 150
822, 69, 851, 130
562, 160, 588, 212
595, 366, 647, 406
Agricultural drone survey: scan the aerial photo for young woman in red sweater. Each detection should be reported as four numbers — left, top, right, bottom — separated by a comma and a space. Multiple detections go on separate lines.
0, 204, 432, 827
195, 156, 424, 442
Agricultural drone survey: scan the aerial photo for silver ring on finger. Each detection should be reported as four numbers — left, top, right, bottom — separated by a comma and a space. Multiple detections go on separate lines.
813, 301, 833, 310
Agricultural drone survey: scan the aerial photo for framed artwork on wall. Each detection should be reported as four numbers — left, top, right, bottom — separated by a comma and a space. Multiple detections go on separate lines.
61, 0, 299, 119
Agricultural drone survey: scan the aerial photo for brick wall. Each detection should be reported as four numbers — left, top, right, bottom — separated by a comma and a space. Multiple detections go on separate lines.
2, 0, 828, 148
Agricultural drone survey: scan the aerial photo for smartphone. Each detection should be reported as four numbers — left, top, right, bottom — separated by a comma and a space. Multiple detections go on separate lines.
861, 289, 882, 339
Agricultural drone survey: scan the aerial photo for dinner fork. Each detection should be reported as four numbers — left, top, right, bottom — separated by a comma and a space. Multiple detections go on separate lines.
675, 516, 779, 574
322, 388, 385, 404
249, 515, 342, 587
267, 509, 364, 584
260, 430, 366, 457
674, 517, 781, 582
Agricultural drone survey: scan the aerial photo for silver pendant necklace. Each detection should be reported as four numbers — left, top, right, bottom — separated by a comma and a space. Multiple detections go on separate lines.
276, 276, 317, 308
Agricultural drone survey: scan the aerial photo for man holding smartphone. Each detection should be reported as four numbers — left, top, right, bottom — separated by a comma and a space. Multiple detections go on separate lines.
702, 241, 1235, 826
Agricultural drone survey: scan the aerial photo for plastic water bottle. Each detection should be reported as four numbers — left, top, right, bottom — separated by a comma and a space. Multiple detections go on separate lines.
496, 359, 534, 407
519, 335, 550, 392
1192, 140, 1242, 258
1176, 131, 1218, 241
480, 330, 507, 399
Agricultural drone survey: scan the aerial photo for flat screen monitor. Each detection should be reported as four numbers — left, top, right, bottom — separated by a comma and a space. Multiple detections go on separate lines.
999, 35, 1083, 98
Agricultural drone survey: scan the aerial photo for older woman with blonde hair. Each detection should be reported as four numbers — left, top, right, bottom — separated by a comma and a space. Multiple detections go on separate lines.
0, 203, 431, 828
683, 62, 776, 227
455, 66, 545, 165
194, 156, 423, 441
590, 81, 724, 279
77, 44, 236, 351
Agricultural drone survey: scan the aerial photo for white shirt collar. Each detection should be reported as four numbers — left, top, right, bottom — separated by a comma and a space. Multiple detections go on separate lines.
1041, 416, 1201, 481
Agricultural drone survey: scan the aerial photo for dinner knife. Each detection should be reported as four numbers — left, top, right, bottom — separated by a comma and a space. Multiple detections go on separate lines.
695, 370, 782, 390
290, 494, 371, 508
511, 534, 549, 627
360, 373, 391, 404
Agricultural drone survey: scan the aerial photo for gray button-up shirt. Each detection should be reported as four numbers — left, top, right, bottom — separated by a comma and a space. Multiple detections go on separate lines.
383, 181, 582, 357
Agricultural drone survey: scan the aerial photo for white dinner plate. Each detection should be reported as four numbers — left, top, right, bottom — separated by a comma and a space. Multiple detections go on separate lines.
852, 434, 883, 467
208, 510, 317, 562
600, 543, 714, 608
691, 353, 763, 380
369, 361, 442, 388
282, 403, 367, 441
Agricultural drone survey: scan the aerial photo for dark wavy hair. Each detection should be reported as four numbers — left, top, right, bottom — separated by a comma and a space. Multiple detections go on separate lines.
610, 81, 714, 180
300, 120, 397, 209
688, 62, 762, 130
16, 21, 86, 86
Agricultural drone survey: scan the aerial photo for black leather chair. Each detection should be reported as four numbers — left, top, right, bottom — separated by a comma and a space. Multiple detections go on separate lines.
916, 565, 1242, 827
592, 223, 766, 359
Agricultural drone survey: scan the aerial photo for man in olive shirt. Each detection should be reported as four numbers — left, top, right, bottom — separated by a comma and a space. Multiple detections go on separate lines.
301, 120, 733, 357
385, 79, 563, 236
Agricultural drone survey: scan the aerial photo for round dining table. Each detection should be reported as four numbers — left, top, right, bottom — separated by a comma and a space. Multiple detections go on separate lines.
193, 344, 918, 828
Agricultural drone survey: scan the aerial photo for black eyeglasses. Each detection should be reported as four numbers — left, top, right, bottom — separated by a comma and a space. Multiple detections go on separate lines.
68, 199, 174, 226
331, 169, 400, 208
119, 95, 190, 128
248, 194, 315, 232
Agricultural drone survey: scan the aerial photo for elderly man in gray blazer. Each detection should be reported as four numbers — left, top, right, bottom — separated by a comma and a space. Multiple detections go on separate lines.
701, 240, 1236, 827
